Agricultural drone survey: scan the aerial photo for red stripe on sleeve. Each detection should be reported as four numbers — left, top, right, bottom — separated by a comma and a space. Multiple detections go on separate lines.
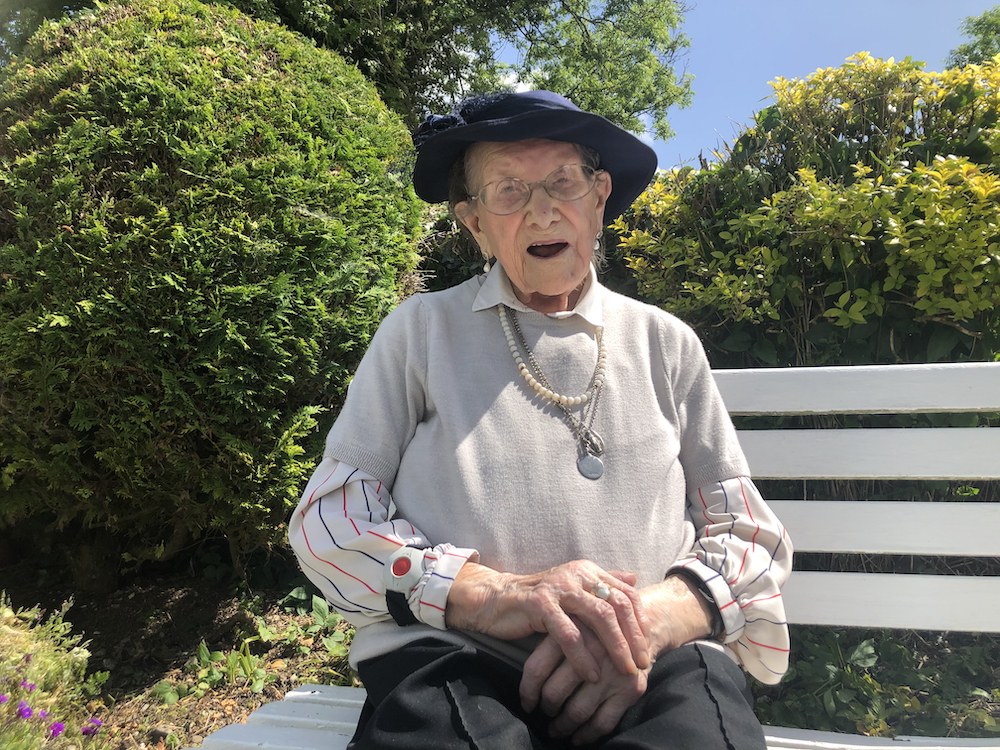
728, 548, 749, 586
300, 525, 378, 594
302, 466, 340, 514
745, 636, 790, 653
697, 487, 711, 524
367, 531, 404, 546
739, 478, 761, 550
740, 592, 782, 609
341, 485, 360, 535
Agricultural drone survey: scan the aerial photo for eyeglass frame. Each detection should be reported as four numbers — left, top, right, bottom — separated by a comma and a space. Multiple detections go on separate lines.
466, 164, 606, 216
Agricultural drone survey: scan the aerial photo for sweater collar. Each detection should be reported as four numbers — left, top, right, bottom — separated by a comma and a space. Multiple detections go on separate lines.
471, 263, 604, 328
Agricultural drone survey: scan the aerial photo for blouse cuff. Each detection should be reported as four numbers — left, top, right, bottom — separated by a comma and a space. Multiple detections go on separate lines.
407, 544, 479, 630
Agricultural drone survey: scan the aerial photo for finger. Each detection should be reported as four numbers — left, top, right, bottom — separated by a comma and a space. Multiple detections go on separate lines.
606, 570, 638, 587
607, 586, 652, 670
570, 704, 621, 745
538, 659, 585, 717
569, 677, 646, 746
541, 605, 602, 683
593, 576, 651, 670
610, 573, 652, 642
548, 679, 603, 739
576, 569, 650, 671
520, 636, 565, 712
575, 589, 646, 676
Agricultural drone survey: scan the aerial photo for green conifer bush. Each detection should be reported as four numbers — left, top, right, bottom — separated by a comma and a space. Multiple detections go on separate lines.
0, 0, 421, 569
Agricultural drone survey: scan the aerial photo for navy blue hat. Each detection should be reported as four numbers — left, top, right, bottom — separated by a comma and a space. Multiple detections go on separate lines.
412, 90, 658, 220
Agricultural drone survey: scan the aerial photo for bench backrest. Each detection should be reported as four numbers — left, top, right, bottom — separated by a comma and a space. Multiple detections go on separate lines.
712, 362, 1000, 633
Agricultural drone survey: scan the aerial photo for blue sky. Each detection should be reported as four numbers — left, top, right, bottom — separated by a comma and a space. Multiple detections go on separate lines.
653, 0, 995, 170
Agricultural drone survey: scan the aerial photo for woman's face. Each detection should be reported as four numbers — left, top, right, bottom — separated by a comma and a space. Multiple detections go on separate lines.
456, 139, 611, 313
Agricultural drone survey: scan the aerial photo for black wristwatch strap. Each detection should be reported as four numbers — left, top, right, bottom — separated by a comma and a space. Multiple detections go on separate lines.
386, 590, 420, 626
670, 569, 726, 640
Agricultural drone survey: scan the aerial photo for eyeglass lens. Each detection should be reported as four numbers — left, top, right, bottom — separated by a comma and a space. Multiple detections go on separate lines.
478, 165, 596, 215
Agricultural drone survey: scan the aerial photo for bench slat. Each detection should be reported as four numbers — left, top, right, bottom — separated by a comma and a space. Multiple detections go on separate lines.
249, 701, 362, 733
762, 725, 1000, 749
713, 362, 1000, 415
767, 500, 1000, 556
282, 684, 367, 709
738, 428, 1000, 479
188, 686, 1000, 750
783, 571, 1000, 631
197, 723, 351, 750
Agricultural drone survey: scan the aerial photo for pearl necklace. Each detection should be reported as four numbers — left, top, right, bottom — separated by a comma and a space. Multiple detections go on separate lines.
498, 305, 607, 405
499, 304, 607, 479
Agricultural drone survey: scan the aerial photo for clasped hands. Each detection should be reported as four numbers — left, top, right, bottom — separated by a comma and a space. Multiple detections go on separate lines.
445, 559, 714, 745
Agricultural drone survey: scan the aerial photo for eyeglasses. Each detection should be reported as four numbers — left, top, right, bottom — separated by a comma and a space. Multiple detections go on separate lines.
468, 164, 603, 216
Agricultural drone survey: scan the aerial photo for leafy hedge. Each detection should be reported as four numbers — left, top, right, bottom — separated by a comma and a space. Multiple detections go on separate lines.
0, 0, 421, 570
614, 53, 1000, 367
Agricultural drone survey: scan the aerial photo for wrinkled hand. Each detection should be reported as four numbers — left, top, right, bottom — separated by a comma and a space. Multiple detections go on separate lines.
445, 562, 650, 683
517, 574, 719, 744
521, 627, 648, 745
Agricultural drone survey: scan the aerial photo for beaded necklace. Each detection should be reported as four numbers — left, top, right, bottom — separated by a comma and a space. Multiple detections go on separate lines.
498, 304, 606, 479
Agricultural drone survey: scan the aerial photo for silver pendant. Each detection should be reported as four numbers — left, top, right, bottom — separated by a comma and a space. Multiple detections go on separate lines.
578, 453, 604, 480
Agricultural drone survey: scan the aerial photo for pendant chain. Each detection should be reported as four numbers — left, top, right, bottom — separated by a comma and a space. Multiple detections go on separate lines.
502, 305, 605, 458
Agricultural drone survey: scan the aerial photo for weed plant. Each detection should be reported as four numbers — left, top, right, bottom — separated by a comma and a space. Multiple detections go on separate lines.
148, 584, 354, 705
754, 626, 1000, 738
0, 594, 111, 749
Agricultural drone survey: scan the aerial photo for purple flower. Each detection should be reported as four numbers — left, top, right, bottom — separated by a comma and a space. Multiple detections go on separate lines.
81, 717, 103, 736
0, 694, 8, 703
39, 709, 49, 719
48, 722, 65, 739
17, 700, 32, 719
19, 680, 36, 692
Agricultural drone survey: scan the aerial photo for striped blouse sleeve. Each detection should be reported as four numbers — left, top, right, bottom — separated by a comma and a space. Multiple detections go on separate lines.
287, 456, 479, 630
670, 476, 793, 685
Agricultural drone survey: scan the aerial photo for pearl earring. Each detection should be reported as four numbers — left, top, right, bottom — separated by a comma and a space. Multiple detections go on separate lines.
483, 258, 492, 272
593, 236, 601, 251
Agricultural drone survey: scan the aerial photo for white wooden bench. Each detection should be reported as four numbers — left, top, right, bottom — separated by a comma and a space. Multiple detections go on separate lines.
187, 361, 1000, 750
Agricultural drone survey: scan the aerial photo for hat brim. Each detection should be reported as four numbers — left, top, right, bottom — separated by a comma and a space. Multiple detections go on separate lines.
413, 109, 657, 221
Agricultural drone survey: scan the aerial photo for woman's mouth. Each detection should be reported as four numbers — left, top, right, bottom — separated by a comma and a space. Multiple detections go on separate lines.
527, 241, 568, 258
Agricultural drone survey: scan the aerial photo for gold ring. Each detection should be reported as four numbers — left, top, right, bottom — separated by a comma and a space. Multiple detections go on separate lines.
590, 582, 611, 600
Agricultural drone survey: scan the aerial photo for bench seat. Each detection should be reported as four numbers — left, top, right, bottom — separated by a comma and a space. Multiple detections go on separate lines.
189, 684, 1000, 750
185, 362, 1000, 750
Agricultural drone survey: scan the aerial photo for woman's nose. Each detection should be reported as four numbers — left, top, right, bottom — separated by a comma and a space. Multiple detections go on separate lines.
524, 185, 558, 225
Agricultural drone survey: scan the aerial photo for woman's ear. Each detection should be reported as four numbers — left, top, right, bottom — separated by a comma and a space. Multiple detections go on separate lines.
454, 200, 488, 253
455, 200, 480, 236
593, 171, 612, 223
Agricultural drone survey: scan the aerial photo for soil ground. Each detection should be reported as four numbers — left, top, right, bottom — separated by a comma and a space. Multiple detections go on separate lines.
0, 545, 354, 749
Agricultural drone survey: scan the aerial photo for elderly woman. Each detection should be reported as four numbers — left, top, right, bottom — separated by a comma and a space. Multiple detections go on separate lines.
289, 90, 791, 750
